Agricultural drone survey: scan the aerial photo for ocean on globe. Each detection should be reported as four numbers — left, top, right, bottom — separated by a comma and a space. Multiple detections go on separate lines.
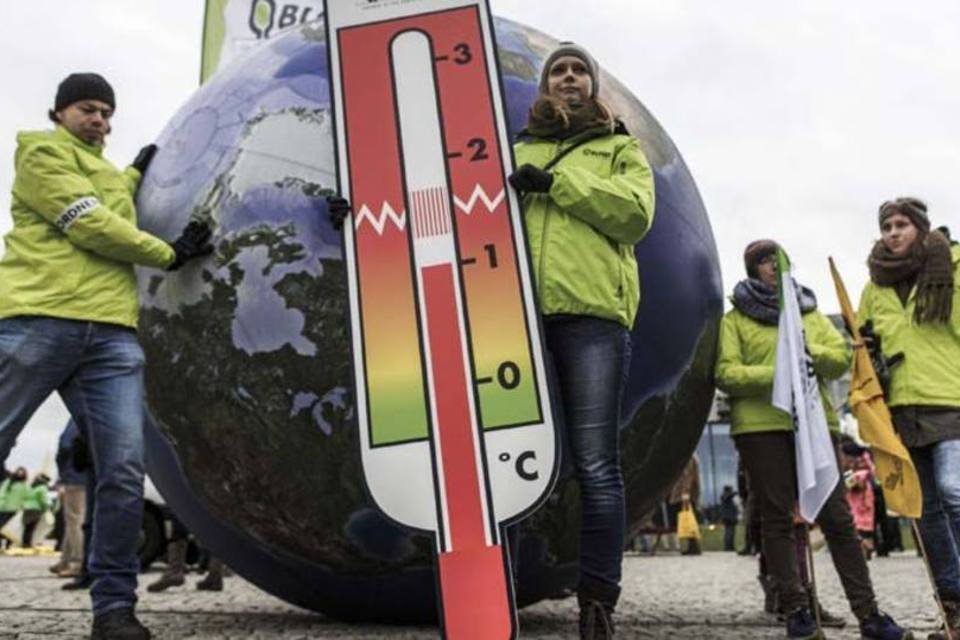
136, 17, 723, 622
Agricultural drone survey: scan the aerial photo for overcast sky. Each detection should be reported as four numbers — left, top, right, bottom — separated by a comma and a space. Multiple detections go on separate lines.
2, 1, 958, 474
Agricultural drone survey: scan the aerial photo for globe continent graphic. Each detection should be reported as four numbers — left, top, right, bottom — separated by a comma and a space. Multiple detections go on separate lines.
136, 17, 723, 623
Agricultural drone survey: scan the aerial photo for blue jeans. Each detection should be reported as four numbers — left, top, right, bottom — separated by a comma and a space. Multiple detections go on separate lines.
912, 439, 960, 600
0, 316, 146, 614
543, 315, 630, 594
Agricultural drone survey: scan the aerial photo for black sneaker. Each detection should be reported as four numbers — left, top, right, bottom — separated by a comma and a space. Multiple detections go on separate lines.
786, 607, 822, 639
859, 610, 912, 640
62, 574, 94, 591
90, 608, 151, 640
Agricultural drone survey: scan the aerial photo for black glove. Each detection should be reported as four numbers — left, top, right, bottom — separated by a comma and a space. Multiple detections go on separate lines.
508, 164, 554, 194
859, 320, 904, 396
167, 220, 214, 271
132, 144, 158, 175
326, 195, 351, 231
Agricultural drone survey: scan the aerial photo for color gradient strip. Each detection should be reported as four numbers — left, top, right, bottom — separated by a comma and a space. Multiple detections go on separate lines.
341, 24, 429, 446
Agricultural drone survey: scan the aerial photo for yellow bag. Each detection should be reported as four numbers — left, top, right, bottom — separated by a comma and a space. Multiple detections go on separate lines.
677, 505, 701, 540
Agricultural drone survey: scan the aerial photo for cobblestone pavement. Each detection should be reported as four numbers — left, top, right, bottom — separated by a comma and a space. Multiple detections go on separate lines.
0, 551, 938, 638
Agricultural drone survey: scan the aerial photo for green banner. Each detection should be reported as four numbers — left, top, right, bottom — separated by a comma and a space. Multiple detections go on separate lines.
201, 0, 324, 84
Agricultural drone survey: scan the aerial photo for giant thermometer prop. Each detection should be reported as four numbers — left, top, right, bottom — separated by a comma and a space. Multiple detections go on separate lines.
324, 1, 558, 638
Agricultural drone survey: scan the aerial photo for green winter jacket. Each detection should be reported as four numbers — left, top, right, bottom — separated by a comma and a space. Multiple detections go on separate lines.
715, 306, 850, 436
514, 126, 655, 329
0, 479, 29, 513
0, 126, 175, 328
857, 245, 960, 408
22, 485, 49, 512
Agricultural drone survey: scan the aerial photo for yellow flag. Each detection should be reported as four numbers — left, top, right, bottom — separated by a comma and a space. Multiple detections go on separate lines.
829, 258, 922, 518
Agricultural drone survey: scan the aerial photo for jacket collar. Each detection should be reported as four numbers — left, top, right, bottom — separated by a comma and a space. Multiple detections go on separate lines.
54, 125, 104, 157
516, 119, 629, 142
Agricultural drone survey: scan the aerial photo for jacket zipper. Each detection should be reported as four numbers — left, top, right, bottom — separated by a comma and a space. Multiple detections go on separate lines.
537, 140, 563, 288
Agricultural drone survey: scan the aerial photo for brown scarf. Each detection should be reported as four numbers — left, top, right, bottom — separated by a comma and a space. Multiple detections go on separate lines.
868, 229, 954, 324
526, 95, 615, 139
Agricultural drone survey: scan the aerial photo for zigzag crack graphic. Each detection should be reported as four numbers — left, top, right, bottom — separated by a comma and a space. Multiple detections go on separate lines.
355, 202, 407, 234
356, 185, 504, 234
453, 185, 504, 215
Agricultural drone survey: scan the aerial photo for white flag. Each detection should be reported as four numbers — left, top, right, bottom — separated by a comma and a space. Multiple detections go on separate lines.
771, 249, 839, 522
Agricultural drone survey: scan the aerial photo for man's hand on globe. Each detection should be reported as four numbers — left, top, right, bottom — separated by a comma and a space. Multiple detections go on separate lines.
132, 144, 158, 176
167, 220, 214, 271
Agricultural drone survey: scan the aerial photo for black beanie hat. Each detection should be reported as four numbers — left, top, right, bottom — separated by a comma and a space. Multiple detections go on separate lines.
539, 42, 599, 98
50, 73, 115, 119
743, 239, 779, 278
878, 197, 930, 233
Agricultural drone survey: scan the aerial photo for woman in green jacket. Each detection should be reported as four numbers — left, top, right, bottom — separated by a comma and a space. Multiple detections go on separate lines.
858, 197, 960, 639
716, 240, 910, 640
507, 43, 654, 640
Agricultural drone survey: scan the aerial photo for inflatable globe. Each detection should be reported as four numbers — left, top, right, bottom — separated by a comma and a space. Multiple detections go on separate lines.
137, 17, 722, 623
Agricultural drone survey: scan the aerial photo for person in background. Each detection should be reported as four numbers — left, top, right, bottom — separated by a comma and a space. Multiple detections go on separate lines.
0, 72, 213, 640
858, 197, 960, 640
841, 441, 877, 560
873, 482, 903, 557
20, 472, 50, 548
148, 515, 190, 592
650, 499, 679, 553
669, 455, 702, 556
147, 515, 227, 593
51, 419, 88, 577
63, 447, 95, 592
0, 467, 29, 549
716, 238, 911, 640
719, 485, 740, 552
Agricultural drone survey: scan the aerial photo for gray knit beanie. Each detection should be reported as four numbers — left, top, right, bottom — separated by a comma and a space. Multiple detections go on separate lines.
879, 197, 930, 233
539, 42, 599, 98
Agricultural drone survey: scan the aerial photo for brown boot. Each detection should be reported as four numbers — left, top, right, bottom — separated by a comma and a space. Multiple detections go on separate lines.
758, 574, 777, 615
196, 557, 224, 591
147, 539, 187, 593
578, 580, 619, 639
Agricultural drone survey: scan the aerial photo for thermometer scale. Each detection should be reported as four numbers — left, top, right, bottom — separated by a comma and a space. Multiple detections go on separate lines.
325, 3, 558, 637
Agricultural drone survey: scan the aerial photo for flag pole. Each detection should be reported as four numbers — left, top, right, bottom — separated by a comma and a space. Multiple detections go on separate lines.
911, 518, 950, 634
803, 523, 824, 638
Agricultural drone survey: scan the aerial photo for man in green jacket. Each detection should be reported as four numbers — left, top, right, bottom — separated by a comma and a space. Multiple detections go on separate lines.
716, 240, 911, 640
0, 73, 212, 640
